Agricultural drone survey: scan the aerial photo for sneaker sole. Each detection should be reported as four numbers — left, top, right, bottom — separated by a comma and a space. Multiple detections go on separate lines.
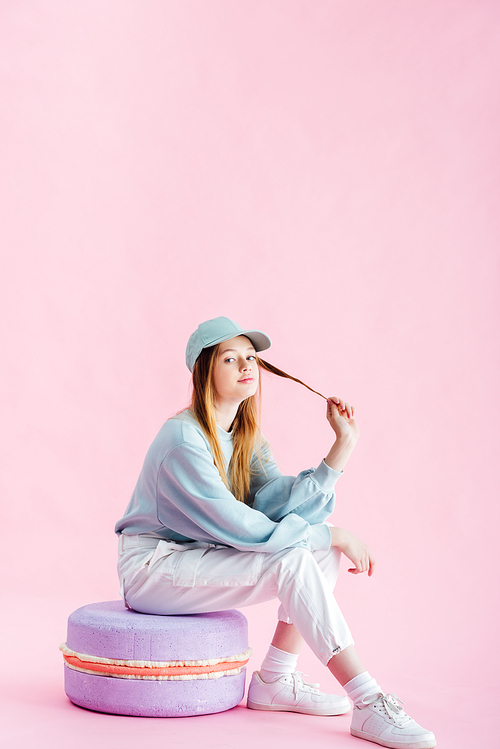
350, 727, 437, 749
247, 698, 351, 716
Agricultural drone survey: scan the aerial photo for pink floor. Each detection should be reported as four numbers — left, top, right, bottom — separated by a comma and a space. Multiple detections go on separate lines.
2, 594, 495, 749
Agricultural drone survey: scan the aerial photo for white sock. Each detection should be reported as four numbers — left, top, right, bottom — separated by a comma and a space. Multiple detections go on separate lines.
259, 644, 299, 683
344, 671, 383, 707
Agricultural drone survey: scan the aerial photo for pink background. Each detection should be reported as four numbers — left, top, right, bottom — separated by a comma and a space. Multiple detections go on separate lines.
1, 2, 499, 747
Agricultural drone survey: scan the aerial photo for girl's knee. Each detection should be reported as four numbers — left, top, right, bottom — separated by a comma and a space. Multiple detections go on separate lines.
266, 545, 340, 588
312, 545, 342, 585
275, 546, 316, 576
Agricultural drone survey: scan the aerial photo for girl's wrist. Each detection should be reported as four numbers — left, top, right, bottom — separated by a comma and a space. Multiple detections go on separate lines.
324, 434, 357, 471
330, 526, 347, 549
334, 431, 358, 445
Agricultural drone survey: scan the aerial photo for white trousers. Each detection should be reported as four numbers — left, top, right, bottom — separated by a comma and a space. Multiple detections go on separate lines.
117, 535, 354, 666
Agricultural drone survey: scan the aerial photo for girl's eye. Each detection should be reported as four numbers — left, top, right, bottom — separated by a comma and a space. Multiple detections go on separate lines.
247, 356, 256, 361
224, 357, 236, 364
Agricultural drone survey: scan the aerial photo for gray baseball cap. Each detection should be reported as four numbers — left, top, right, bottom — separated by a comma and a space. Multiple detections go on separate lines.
186, 316, 272, 372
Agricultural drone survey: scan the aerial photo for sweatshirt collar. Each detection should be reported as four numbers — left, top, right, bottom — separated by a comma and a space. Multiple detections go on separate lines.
217, 424, 233, 442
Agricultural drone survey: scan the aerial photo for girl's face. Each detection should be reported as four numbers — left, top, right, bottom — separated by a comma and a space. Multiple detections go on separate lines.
212, 335, 259, 407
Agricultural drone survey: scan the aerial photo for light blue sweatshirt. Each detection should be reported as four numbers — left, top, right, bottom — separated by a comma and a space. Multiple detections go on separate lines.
115, 410, 342, 554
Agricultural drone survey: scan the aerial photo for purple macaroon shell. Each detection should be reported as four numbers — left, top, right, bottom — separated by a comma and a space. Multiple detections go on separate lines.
63, 601, 249, 717
66, 602, 248, 662
64, 665, 247, 717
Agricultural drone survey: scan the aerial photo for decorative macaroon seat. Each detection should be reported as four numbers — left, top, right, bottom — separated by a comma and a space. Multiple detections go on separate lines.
59, 601, 252, 717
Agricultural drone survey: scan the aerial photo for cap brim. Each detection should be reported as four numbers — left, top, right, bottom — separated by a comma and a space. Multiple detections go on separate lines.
211, 329, 271, 354
239, 330, 272, 354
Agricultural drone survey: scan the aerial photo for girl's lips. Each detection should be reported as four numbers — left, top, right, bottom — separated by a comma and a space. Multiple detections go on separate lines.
238, 377, 254, 383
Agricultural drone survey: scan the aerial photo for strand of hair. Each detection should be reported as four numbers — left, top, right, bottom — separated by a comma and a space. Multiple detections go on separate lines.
257, 358, 327, 400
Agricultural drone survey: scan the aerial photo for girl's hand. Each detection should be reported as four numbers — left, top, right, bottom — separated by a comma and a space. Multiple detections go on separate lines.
330, 527, 375, 576
326, 397, 360, 442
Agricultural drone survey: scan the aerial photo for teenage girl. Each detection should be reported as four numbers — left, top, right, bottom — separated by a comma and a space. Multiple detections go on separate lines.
115, 316, 436, 749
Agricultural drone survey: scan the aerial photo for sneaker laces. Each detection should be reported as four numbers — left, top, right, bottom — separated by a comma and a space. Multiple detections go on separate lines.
377, 694, 413, 727
290, 672, 320, 698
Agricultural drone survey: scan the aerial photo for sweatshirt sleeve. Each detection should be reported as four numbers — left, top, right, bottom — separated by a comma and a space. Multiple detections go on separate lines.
250, 442, 343, 526
156, 441, 330, 554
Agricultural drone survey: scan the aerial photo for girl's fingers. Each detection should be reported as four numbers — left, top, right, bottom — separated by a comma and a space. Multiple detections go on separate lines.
326, 396, 356, 421
368, 554, 376, 577
339, 400, 355, 418
337, 400, 352, 418
349, 553, 374, 576
327, 397, 355, 414
327, 399, 342, 418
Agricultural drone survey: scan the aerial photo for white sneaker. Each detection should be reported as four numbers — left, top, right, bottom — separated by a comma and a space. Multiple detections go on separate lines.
247, 670, 351, 716
350, 693, 436, 748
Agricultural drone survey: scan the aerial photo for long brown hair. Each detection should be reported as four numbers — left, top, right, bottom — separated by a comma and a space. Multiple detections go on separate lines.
190, 344, 324, 504
256, 357, 327, 400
